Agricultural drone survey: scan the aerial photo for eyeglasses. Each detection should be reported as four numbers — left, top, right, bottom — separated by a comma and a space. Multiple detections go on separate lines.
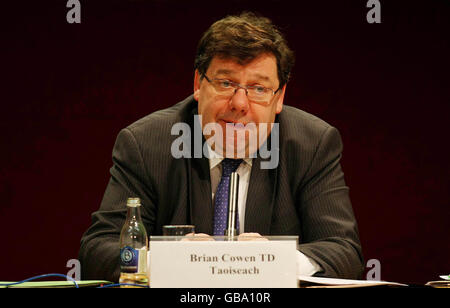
202, 74, 281, 106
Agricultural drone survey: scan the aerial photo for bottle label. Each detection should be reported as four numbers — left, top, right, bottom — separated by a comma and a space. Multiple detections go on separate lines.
120, 246, 146, 273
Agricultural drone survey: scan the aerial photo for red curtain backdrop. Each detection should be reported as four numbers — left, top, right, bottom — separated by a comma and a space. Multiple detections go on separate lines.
1, 0, 448, 284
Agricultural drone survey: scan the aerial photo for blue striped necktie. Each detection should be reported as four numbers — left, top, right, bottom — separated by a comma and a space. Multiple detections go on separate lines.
213, 158, 243, 236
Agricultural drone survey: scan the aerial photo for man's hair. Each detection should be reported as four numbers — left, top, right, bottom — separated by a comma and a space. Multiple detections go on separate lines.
194, 12, 295, 89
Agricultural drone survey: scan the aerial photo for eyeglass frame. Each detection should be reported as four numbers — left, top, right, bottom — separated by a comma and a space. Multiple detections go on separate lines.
201, 74, 282, 106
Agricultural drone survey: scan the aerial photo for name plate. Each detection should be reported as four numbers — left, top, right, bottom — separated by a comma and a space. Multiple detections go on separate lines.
149, 237, 297, 288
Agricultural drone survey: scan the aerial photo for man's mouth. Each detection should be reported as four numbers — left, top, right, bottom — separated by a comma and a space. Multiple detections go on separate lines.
220, 119, 250, 127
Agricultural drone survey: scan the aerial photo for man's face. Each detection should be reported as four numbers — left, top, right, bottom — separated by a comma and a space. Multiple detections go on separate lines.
194, 53, 286, 158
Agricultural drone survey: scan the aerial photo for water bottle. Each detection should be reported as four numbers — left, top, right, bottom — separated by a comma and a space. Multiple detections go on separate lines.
119, 197, 149, 287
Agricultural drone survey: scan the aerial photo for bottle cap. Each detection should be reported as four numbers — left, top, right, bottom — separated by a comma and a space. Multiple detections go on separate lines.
127, 197, 141, 207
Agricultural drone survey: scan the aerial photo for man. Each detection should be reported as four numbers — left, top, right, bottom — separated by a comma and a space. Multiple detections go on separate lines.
79, 12, 364, 282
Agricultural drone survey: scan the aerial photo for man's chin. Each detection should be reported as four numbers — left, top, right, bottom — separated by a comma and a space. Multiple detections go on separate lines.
212, 140, 256, 159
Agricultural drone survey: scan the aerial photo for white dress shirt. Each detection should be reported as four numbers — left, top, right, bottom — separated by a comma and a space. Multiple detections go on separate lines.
207, 146, 321, 276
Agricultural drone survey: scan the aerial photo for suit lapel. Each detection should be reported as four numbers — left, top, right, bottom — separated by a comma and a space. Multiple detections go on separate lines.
186, 106, 214, 234
188, 156, 214, 234
244, 155, 278, 235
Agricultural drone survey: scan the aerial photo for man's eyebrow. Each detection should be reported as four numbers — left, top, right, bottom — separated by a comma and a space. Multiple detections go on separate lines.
214, 70, 274, 85
215, 70, 271, 80
214, 69, 235, 76
251, 73, 271, 82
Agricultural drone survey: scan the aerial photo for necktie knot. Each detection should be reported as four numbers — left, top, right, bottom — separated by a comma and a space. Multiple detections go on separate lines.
221, 158, 243, 177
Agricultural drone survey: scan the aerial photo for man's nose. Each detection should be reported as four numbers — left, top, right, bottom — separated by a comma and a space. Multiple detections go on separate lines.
229, 88, 250, 114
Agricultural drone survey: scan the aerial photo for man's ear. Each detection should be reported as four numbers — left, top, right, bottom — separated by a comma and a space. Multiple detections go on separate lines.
193, 70, 201, 101
275, 84, 287, 114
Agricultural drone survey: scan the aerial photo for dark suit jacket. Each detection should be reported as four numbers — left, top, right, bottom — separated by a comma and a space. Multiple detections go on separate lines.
79, 95, 364, 282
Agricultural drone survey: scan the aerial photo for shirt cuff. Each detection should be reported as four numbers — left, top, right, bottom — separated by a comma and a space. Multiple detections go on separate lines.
296, 250, 321, 276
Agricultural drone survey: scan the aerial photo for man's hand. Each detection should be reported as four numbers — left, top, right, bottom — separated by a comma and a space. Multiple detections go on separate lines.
238, 232, 269, 241
181, 232, 268, 241
181, 233, 215, 241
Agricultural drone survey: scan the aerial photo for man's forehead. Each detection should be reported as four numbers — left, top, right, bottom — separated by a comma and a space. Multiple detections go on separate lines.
207, 54, 278, 81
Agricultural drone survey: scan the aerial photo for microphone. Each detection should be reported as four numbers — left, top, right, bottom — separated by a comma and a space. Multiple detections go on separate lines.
225, 172, 239, 239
